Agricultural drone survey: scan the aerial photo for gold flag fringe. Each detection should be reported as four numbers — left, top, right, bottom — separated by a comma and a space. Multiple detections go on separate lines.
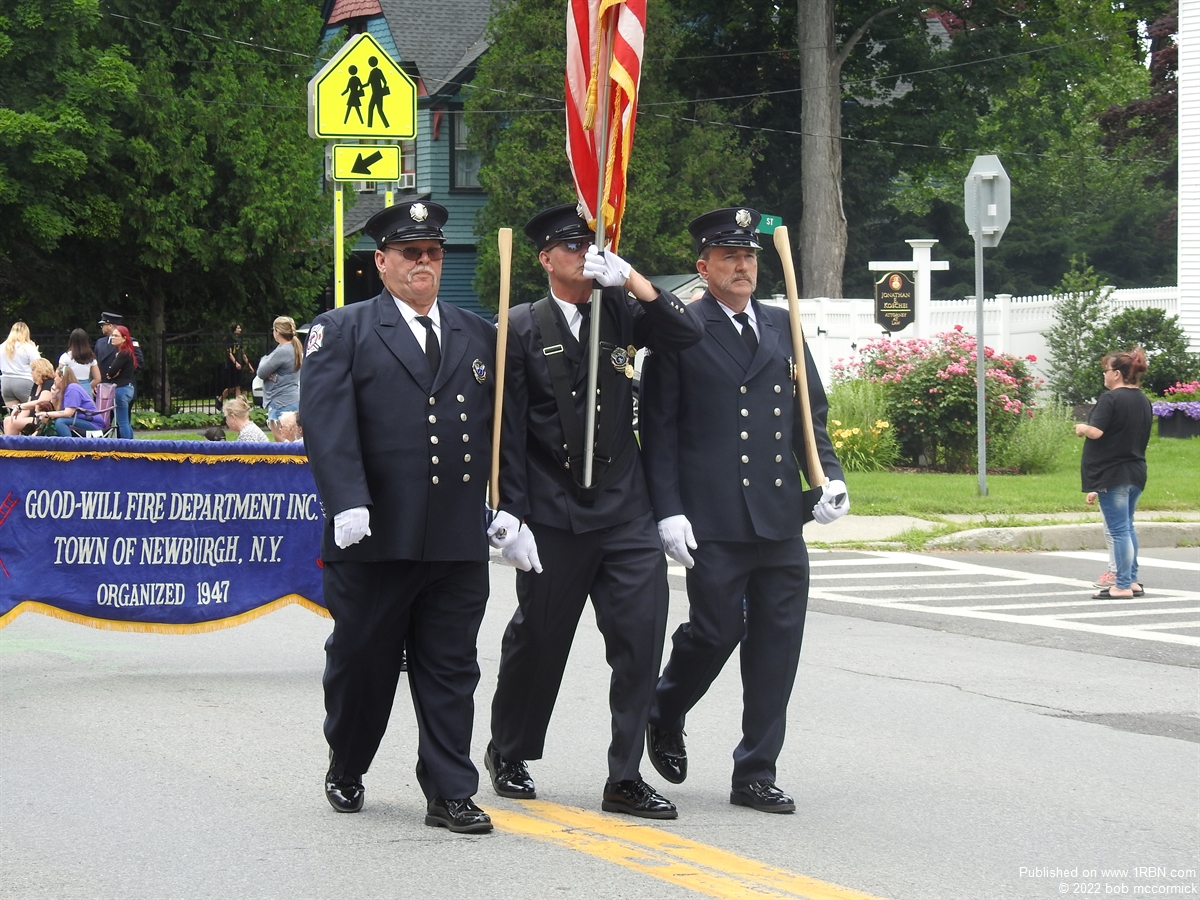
0, 448, 308, 465
0, 595, 331, 634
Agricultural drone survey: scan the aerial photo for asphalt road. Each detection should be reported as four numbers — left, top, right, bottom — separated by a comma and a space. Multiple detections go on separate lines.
2, 549, 1197, 900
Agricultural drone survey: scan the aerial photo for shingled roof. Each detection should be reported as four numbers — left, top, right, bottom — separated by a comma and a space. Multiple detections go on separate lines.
378, 0, 492, 96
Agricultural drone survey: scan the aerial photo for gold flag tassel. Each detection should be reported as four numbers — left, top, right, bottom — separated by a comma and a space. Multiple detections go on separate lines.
583, 8, 608, 129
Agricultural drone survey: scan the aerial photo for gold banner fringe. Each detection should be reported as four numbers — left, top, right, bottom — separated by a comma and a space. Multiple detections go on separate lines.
0, 448, 307, 465
0, 595, 331, 634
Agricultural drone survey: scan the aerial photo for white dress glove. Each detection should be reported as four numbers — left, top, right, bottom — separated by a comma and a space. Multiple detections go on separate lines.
657, 514, 697, 568
811, 479, 850, 525
582, 245, 632, 288
487, 510, 521, 549
333, 506, 372, 548
501, 524, 543, 573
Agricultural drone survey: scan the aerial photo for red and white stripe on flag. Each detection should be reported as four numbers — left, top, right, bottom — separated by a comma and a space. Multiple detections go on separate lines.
565, 0, 645, 251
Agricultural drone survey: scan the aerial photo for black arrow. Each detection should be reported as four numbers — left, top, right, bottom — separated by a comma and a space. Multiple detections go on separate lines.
351, 150, 384, 175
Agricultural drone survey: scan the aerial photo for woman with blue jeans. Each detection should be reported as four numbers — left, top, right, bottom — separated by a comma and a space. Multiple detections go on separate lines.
1075, 347, 1152, 600
103, 324, 138, 439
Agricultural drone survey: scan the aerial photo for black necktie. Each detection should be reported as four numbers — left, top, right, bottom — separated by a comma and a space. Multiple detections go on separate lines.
416, 315, 440, 375
576, 303, 592, 349
734, 312, 758, 356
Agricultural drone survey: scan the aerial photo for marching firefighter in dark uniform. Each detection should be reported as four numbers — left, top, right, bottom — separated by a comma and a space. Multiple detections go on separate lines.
300, 201, 497, 834
641, 207, 849, 813
483, 204, 701, 818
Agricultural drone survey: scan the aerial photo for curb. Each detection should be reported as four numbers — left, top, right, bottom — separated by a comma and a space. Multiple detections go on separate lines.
926, 521, 1200, 551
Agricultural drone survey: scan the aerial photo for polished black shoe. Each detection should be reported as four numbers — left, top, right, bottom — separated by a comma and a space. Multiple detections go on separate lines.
602, 779, 678, 819
484, 741, 536, 798
730, 779, 795, 813
646, 724, 687, 784
425, 796, 493, 834
325, 751, 364, 813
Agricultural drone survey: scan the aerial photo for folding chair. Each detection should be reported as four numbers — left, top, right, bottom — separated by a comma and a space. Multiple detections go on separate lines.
73, 383, 118, 438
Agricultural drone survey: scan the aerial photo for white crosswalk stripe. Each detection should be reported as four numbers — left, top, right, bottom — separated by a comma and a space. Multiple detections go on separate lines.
803, 550, 1200, 646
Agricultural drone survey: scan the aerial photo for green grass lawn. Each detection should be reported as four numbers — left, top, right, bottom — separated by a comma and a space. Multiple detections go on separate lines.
844, 435, 1199, 516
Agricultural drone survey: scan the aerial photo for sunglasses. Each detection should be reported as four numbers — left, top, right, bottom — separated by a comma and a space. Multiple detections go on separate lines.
389, 246, 445, 262
557, 240, 588, 253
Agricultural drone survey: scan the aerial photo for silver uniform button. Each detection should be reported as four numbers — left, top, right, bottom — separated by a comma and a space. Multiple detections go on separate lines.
428, 397, 435, 406
775, 432, 782, 439
775, 455, 783, 462
462, 474, 470, 482
740, 431, 748, 440
428, 415, 436, 423
740, 386, 747, 394
774, 385, 781, 393
742, 478, 750, 486
431, 476, 439, 484
457, 394, 465, 402
432, 456, 439, 464
741, 455, 749, 463
464, 454, 471, 462
775, 479, 783, 486
740, 408, 748, 417
460, 413, 467, 421
430, 435, 439, 444
462, 434, 469, 442
774, 408, 781, 416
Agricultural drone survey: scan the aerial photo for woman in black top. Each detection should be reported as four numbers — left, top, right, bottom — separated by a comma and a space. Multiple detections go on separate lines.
104, 324, 138, 439
1074, 347, 1152, 599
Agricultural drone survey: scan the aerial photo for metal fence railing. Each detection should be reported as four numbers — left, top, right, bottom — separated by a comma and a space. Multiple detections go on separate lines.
30, 332, 275, 416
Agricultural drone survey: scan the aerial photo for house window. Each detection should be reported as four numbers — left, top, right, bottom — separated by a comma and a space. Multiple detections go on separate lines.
400, 138, 416, 189
452, 112, 481, 190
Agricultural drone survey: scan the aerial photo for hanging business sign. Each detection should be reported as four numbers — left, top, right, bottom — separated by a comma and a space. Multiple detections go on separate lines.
874, 271, 915, 331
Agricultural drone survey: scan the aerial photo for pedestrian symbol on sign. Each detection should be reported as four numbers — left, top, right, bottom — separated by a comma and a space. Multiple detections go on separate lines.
309, 33, 415, 139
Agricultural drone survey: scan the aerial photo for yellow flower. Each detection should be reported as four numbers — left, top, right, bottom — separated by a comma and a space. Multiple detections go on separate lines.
834, 441, 844, 449
831, 419, 841, 427
875, 420, 889, 429
852, 428, 861, 435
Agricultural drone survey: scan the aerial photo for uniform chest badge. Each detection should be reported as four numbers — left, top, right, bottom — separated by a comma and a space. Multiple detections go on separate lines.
305, 323, 324, 356
610, 346, 629, 372
472, 359, 487, 384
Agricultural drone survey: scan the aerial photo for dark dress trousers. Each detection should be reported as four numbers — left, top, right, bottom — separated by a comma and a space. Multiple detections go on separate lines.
300, 291, 495, 801
641, 292, 844, 788
490, 285, 701, 782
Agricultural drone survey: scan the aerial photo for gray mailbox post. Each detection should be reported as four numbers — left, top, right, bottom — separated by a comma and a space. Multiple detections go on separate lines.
965, 155, 1011, 496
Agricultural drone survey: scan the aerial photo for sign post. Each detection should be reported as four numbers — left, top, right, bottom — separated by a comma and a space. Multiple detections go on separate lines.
308, 33, 417, 307
964, 154, 1011, 496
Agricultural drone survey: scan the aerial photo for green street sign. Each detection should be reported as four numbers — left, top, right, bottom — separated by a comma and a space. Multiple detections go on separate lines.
757, 214, 783, 234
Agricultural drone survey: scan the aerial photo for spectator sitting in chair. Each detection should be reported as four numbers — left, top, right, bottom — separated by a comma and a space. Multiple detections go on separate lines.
223, 396, 269, 443
4, 358, 56, 436
36, 366, 104, 436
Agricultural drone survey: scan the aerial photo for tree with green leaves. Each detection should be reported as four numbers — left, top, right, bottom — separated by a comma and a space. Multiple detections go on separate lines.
3, 1, 331, 348
467, 0, 752, 309
1045, 257, 1113, 405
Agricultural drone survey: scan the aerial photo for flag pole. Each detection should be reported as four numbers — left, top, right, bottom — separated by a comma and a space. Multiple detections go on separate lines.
582, 14, 615, 489
490, 227, 513, 512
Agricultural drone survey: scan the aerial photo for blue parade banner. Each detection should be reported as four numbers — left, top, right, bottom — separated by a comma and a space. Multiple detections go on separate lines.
0, 436, 327, 633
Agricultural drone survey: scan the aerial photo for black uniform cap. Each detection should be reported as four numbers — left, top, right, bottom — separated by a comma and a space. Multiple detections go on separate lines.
364, 201, 449, 248
98, 312, 123, 325
523, 203, 595, 250
688, 207, 763, 253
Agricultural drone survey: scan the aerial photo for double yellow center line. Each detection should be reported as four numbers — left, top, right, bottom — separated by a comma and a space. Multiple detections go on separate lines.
492, 800, 887, 900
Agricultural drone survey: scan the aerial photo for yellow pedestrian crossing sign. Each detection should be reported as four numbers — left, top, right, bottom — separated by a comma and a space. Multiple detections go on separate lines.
331, 144, 401, 182
308, 33, 416, 139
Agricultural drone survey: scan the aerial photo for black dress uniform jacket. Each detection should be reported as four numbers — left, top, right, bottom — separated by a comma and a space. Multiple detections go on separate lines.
301, 292, 496, 561
498, 285, 700, 533
641, 293, 844, 540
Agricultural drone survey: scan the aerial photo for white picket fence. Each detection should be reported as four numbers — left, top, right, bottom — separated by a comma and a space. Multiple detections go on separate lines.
761, 286, 1182, 386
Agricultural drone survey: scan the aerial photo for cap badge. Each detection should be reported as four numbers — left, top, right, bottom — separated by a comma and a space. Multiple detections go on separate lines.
472, 359, 487, 384
575, 202, 587, 219
735, 208, 752, 228
410, 203, 429, 222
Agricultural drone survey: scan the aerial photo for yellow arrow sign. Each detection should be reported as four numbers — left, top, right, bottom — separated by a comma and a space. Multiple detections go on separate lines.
308, 33, 417, 139
331, 144, 401, 181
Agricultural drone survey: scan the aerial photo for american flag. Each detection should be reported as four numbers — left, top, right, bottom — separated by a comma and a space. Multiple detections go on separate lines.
565, 0, 645, 251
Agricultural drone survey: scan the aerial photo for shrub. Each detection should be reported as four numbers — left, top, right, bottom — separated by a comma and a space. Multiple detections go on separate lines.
991, 403, 1073, 474
1045, 257, 1112, 405
827, 380, 898, 471
1092, 308, 1200, 397
835, 327, 1040, 472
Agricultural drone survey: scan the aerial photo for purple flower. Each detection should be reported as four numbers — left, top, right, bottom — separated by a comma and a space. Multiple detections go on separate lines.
1153, 400, 1200, 420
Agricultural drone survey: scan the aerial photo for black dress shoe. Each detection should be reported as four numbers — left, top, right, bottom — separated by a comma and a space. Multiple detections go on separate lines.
602, 779, 678, 819
484, 741, 536, 798
325, 751, 364, 813
730, 779, 795, 813
646, 724, 687, 784
425, 796, 493, 834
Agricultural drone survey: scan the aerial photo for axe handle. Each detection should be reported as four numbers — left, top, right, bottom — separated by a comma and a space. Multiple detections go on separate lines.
490, 228, 513, 511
